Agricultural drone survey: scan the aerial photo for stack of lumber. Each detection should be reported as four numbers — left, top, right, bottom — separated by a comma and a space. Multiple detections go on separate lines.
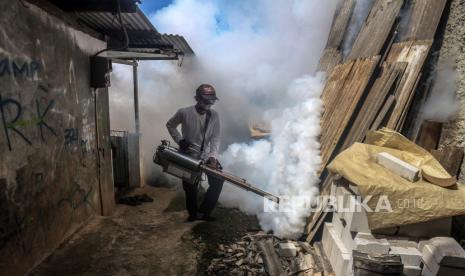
308, 0, 449, 247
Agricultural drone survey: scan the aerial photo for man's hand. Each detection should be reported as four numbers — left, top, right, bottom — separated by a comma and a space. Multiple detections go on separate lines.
206, 157, 221, 169
179, 139, 191, 151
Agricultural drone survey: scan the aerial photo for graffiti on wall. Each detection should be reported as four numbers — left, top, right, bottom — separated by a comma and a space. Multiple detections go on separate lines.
0, 58, 40, 79
0, 96, 58, 151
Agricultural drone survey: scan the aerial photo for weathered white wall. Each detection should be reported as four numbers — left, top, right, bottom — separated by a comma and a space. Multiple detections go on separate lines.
0, 1, 114, 275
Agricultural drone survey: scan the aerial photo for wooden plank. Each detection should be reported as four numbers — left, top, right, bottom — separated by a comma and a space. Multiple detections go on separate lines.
340, 62, 406, 151
385, 40, 432, 130
326, 0, 356, 49
416, 120, 443, 151
404, 0, 448, 40
431, 146, 464, 177
348, 0, 403, 59
320, 56, 380, 172
257, 240, 285, 276
370, 95, 396, 131
318, 48, 342, 74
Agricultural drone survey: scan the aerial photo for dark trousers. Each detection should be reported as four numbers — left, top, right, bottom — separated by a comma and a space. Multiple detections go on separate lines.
182, 174, 224, 217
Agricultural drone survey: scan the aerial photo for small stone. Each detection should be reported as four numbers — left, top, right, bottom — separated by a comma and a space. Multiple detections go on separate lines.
218, 244, 225, 251
235, 259, 244, 266
278, 242, 297, 258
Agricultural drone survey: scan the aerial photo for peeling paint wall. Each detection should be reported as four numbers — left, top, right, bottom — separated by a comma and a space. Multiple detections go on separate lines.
0, 1, 114, 275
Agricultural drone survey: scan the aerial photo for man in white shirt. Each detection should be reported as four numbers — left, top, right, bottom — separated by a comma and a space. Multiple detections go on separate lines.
166, 84, 224, 221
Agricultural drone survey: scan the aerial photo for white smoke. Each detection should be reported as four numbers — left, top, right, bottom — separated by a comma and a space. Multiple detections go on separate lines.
108, 0, 338, 237
220, 75, 324, 238
421, 58, 459, 122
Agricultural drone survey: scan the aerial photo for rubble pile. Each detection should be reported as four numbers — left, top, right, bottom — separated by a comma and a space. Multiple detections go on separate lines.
207, 231, 322, 275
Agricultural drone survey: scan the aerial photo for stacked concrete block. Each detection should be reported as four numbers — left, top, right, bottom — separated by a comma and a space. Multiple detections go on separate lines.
354, 233, 390, 255
322, 223, 351, 276
389, 246, 422, 275
419, 237, 465, 275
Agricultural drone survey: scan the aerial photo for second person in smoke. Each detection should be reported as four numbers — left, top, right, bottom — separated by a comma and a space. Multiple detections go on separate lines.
166, 84, 224, 222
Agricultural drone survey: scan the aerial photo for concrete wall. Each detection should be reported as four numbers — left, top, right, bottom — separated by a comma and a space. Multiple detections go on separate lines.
435, 0, 465, 182
0, 1, 114, 275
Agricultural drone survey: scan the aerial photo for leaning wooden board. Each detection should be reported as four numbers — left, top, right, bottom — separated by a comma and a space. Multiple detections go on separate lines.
404, 0, 448, 41
319, 56, 380, 172
348, 0, 403, 60
385, 40, 432, 131
325, 0, 355, 49
340, 62, 406, 151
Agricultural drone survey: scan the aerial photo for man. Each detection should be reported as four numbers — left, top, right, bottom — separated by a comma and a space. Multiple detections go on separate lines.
166, 84, 224, 222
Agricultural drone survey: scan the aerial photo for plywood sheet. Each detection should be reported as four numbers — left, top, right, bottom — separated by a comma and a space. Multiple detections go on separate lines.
405, 0, 447, 40
348, 0, 403, 59
385, 40, 432, 130
326, 0, 355, 49
320, 56, 380, 171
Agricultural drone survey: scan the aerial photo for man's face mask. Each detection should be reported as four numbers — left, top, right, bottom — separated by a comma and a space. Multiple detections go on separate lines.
198, 98, 216, 110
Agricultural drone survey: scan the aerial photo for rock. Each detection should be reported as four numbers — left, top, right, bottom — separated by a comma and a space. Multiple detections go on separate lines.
278, 242, 297, 258
235, 259, 244, 266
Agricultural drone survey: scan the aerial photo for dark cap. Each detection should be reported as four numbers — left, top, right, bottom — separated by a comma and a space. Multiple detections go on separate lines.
196, 84, 218, 100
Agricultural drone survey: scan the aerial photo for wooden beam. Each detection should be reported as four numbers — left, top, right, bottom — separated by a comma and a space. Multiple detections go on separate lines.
326, 0, 356, 49
257, 240, 285, 276
404, 0, 448, 40
431, 146, 464, 177
416, 120, 443, 151
385, 40, 432, 130
348, 0, 403, 60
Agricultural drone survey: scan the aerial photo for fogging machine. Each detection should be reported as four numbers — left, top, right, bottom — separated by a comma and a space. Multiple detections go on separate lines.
153, 140, 280, 204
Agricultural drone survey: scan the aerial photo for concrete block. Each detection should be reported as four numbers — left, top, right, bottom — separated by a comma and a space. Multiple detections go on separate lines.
322, 223, 334, 259
403, 265, 422, 276
422, 244, 440, 275
322, 223, 351, 276
389, 246, 422, 267
419, 237, 465, 275
332, 211, 345, 237
376, 152, 420, 182
278, 242, 297, 258
354, 233, 390, 255
419, 237, 465, 263
387, 238, 419, 249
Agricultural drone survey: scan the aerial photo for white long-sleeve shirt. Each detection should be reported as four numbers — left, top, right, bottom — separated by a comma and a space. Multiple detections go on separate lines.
166, 105, 221, 159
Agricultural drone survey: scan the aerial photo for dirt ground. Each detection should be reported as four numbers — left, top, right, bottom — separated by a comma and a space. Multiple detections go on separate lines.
30, 185, 259, 276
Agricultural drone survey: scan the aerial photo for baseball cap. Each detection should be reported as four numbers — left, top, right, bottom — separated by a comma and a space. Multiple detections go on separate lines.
196, 84, 218, 100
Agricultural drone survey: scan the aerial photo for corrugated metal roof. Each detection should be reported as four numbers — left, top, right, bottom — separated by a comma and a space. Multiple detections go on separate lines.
161, 34, 195, 55
73, 7, 194, 57
76, 7, 156, 33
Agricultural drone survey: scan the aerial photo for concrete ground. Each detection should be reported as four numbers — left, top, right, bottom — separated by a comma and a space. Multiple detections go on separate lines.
30, 185, 259, 276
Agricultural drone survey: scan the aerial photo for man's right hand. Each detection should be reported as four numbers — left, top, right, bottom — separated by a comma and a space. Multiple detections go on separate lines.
179, 139, 191, 151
